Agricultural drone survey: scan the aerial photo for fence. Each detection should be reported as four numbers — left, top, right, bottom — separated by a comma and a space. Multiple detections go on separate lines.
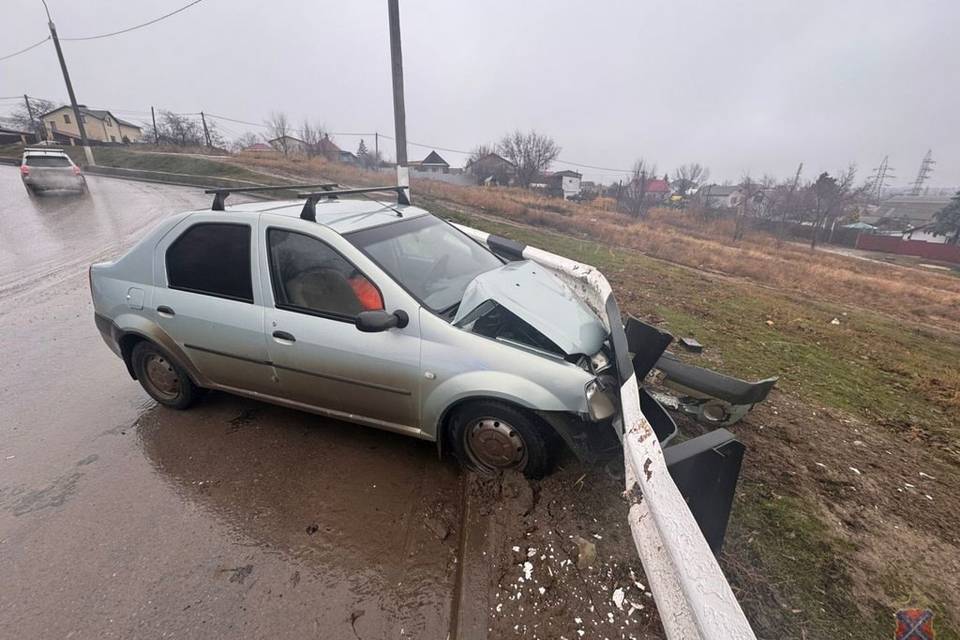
856, 233, 960, 263
455, 223, 757, 640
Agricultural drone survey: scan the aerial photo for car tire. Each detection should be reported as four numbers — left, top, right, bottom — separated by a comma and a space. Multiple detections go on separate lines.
448, 400, 552, 479
131, 341, 199, 410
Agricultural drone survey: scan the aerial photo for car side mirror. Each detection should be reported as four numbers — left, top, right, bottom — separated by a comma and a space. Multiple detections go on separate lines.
355, 309, 409, 333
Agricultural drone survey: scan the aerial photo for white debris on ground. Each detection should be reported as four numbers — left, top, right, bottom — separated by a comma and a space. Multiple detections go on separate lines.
490, 535, 654, 639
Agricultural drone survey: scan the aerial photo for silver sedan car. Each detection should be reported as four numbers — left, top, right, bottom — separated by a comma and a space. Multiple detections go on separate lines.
90, 187, 621, 477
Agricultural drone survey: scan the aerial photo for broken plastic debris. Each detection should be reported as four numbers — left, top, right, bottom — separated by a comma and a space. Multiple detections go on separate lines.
830, 318, 841, 325
522, 562, 533, 580
849, 467, 861, 475
612, 587, 625, 610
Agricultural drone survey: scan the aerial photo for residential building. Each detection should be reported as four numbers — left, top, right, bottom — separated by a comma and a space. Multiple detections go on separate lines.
316, 135, 358, 164
242, 142, 275, 152
643, 177, 671, 203
862, 195, 952, 229
698, 185, 743, 209
268, 135, 310, 155
465, 152, 516, 186
537, 170, 582, 200
40, 105, 142, 144
409, 150, 450, 174
0, 126, 37, 146
856, 195, 954, 243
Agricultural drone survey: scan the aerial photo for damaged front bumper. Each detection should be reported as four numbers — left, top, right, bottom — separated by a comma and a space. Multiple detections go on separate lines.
623, 316, 778, 428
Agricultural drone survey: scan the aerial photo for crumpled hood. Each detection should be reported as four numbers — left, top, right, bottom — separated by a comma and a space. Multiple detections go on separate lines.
453, 260, 608, 356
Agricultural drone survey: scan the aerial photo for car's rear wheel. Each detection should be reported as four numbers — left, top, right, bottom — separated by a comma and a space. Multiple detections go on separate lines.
131, 341, 198, 409
449, 400, 552, 478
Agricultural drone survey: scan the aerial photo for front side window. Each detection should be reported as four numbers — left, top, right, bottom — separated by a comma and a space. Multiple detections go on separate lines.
166, 223, 253, 302
347, 215, 502, 314
268, 228, 383, 319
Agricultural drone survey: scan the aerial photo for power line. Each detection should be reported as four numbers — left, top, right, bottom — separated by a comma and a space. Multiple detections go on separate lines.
0, 36, 50, 63
378, 132, 633, 174
205, 113, 267, 128
555, 158, 632, 173
60, 0, 208, 42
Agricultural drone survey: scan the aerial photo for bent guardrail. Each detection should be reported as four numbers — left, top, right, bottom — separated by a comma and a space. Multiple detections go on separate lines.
454, 223, 757, 640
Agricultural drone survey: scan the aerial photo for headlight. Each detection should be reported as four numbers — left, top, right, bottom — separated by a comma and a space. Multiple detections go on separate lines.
585, 379, 616, 421
590, 350, 611, 373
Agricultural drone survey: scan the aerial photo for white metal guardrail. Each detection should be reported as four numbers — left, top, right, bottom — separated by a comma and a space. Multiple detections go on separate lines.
455, 223, 757, 640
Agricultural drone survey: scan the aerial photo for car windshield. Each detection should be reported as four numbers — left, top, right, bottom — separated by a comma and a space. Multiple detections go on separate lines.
347, 215, 502, 314
25, 156, 71, 167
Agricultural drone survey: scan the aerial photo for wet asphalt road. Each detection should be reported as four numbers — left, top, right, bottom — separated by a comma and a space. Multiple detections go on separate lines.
0, 168, 465, 639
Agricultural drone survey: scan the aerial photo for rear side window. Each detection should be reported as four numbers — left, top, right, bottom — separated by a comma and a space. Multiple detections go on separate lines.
267, 228, 383, 319
25, 156, 72, 167
166, 223, 253, 302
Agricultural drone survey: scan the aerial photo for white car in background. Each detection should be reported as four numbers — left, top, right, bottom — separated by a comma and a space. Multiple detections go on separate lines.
20, 148, 86, 195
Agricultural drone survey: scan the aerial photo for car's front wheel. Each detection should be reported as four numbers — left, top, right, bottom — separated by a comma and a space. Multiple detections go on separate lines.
449, 400, 552, 478
131, 341, 199, 409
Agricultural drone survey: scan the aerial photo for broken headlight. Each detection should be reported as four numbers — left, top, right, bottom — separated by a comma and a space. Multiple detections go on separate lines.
577, 347, 613, 375
585, 378, 617, 421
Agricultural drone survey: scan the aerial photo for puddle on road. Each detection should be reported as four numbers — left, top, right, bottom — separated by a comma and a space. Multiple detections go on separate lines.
133, 391, 463, 638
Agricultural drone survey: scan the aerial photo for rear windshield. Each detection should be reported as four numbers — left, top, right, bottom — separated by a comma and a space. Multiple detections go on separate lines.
25, 156, 72, 168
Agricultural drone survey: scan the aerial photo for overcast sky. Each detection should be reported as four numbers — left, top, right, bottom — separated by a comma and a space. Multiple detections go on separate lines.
2, 0, 957, 186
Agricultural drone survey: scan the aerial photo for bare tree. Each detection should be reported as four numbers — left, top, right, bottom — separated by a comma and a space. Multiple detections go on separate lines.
266, 111, 291, 155
9, 97, 60, 139
672, 163, 710, 196
620, 159, 658, 217
467, 144, 496, 165
467, 143, 513, 185
299, 120, 326, 157
809, 165, 866, 249
497, 130, 560, 188
149, 111, 204, 146
230, 131, 262, 152
733, 174, 762, 240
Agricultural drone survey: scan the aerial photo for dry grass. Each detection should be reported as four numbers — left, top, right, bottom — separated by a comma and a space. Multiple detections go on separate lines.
228, 154, 960, 331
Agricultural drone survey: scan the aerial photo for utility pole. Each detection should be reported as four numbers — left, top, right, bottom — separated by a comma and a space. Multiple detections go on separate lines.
387, 0, 410, 204
42, 0, 93, 165
777, 162, 803, 246
374, 132, 379, 171
23, 95, 39, 140
200, 111, 212, 147
910, 149, 935, 196
151, 107, 159, 145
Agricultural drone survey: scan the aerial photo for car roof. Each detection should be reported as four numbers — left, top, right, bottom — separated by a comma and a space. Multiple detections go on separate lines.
23, 148, 71, 157
211, 198, 431, 235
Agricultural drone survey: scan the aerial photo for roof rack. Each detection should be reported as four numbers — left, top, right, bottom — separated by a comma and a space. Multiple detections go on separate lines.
204, 183, 339, 211
298, 185, 411, 221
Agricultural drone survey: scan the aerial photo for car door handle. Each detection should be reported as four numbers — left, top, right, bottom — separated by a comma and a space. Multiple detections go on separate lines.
157, 305, 175, 318
272, 330, 296, 343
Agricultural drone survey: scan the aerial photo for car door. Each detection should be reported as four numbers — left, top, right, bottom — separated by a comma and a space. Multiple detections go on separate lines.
258, 218, 421, 433
152, 215, 274, 394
